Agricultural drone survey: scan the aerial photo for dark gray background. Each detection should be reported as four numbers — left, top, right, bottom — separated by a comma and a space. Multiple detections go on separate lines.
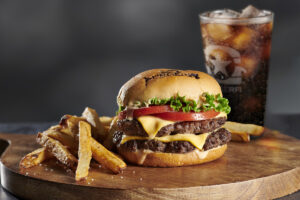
1, 0, 299, 122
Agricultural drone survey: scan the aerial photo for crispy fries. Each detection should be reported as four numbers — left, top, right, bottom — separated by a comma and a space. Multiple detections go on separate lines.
91, 138, 126, 174
19, 147, 53, 168
59, 115, 86, 138
224, 121, 264, 136
82, 107, 106, 142
20, 105, 268, 181
76, 121, 92, 181
231, 132, 250, 142
37, 132, 78, 171
43, 128, 77, 153
99, 116, 113, 127
224, 121, 264, 142
20, 107, 127, 181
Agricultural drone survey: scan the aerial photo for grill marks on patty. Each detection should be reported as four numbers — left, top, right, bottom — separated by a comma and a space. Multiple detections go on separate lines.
115, 128, 231, 153
117, 117, 227, 137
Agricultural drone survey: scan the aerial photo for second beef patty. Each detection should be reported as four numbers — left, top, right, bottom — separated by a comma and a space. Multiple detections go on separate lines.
117, 117, 227, 137
114, 128, 231, 153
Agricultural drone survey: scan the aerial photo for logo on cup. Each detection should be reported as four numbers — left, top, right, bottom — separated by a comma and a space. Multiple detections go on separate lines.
204, 45, 247, 85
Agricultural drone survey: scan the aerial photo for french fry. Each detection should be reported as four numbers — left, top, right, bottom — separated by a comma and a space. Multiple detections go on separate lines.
224, 121, 264, 136
231, 132, 250, 142
59, 115, 86, 138
76, 121, 92, 181
19, 147, 53, 169
43, 128, 77, 153
91, 138, 126, 174
20, 107, 129, 179
82, 107, 106, 142
36, 132, 78, 171
99, 116, 113, 127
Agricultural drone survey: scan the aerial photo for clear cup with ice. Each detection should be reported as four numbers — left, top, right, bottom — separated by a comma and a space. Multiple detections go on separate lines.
199, 5, 274, 125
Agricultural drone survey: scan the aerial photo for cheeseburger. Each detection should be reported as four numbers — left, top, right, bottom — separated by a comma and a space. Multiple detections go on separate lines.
113, 69, 231, 167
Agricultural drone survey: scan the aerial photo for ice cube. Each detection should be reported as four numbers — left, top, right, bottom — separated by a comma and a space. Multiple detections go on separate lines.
201, 25, 208, 38
240, 5, 262, 18
240, 56, 258, 78
232, 27, 256, 50
206, 23, 233, 41
209, 9, 240, 18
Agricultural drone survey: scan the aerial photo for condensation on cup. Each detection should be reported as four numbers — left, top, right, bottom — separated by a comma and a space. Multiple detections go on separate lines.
199, 5, 274, 125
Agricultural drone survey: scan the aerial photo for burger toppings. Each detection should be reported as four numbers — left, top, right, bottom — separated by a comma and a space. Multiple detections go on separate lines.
135, 115, 226, 139
115, 69, 232, 166
115, 93, 230, 153
119, 132, 210, 151
113, 116, 228, 152
114, 128, 231, 153
148, 93, 230, 114
137, 116, 174, 139
151, 110, 220, 121
117, 117, 227, 137
118, 93, 231, 121
118, 105, 174, 120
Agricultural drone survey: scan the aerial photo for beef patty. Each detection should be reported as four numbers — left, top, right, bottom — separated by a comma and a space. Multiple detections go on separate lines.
117, 117, 227, 137
114, 128, 231, 153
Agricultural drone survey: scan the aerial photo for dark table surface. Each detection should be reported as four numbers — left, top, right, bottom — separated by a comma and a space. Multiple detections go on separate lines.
0, 113, 299, 200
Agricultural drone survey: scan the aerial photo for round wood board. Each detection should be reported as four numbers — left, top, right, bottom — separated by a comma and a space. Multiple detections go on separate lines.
0, 129, 300, 200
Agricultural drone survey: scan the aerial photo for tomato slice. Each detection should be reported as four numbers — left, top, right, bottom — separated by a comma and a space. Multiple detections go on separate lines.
119, 105, 173, 120
152, 110, 219, 121
119, 105, 220, 121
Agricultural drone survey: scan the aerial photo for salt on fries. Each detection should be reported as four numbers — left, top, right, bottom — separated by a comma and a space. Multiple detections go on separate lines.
19, 107, 126, 181
224, 121, 264, 142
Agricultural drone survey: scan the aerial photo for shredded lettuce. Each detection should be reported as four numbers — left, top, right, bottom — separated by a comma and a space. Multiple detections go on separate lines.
118, 93, 231, 114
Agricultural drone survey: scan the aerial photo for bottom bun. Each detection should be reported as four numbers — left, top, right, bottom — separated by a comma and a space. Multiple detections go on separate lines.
118, 144, 227, 167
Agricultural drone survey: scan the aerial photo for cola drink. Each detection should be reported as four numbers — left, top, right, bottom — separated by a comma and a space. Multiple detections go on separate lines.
199, 5, 274, 125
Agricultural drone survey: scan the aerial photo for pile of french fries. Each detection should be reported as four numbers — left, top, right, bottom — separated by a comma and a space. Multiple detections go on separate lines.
19, 106, 264, 180
19, 107, 126, 181
224, 121, 265, 142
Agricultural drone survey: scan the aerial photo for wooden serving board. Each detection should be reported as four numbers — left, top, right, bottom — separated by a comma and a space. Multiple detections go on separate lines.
0, 130, 300, 200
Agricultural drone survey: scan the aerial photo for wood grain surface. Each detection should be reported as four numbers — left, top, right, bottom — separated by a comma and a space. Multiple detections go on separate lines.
0, 130, 300, 200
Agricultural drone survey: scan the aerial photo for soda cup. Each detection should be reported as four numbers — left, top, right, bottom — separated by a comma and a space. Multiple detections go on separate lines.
199, 5, 274, 125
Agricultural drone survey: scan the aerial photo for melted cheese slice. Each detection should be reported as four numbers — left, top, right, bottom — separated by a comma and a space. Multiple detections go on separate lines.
137, 116, 174, 139
215, 112, 227, 118
120, 133, 210, 150
127, 113, 226, 151
137, 113, 226, 139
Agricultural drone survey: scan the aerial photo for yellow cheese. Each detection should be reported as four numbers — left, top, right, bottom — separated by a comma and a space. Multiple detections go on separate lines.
130, 112, 226, 151
137, 116, 174, 139
216, 112, 227, 118
120, 133, 210, 151
137, 113, 226, 139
